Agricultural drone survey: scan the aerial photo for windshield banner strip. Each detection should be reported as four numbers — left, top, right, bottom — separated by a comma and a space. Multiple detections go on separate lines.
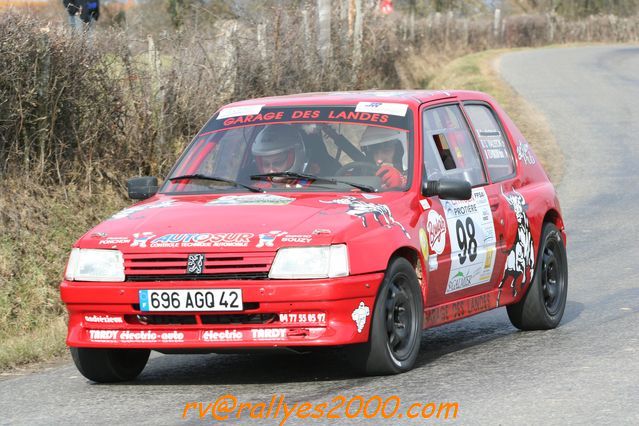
202, 106, 412, 134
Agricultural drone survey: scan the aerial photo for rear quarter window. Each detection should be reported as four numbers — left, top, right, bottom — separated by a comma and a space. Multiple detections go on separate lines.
464, 104, 515, 182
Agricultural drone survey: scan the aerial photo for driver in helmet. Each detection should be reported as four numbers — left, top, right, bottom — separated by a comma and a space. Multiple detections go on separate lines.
360, 127, 407, 189
252, 125, 307, 174
252, 125, 322, 188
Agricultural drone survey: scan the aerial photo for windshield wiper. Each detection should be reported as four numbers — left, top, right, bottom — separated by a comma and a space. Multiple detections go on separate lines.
169, 174, 264, 193
250, 172, 376, 193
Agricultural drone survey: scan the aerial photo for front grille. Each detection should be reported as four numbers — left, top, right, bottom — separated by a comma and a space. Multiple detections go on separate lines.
125, 311, 277, 326
124, 251, 274, 281
201, 313, 278, 325
126, 273, 269, 282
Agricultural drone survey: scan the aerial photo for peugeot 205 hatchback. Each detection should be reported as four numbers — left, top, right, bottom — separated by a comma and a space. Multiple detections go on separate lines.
61, 91, 567, 382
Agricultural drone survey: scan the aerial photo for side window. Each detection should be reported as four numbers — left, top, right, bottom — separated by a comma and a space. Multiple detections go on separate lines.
464, 104, 515, 182
423, 105, 487, 186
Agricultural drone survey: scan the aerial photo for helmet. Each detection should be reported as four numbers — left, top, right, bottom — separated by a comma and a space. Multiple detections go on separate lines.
252, 125, 307, 173
360, 126, 406, 170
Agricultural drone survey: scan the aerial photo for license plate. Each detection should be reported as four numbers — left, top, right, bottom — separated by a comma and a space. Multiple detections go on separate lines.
139, 289, 243, 312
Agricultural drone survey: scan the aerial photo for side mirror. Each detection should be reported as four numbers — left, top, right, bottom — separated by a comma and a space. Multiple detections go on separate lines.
423, 178, 472, 200
127, 176, 158, 200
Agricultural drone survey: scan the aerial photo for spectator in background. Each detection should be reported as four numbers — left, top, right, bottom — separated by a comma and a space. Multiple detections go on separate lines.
79, 0, 100, 27
62, 0, 79, 30
62, 1, 99, 32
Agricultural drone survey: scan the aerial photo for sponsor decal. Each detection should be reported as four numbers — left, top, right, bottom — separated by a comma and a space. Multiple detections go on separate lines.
98, 236, 131, 245
148, 233, 254, 248
320, 196, 410, 239
361, 193, 382, 200
418, 228, 429, 260
119, 330, 158, 341
443, 188, 497, 294
497, 187, 535, 306
424, 293, 494, 327
160, 331, 184, 342
312, 229, 331, 235
351, 302, 370, 333
355, 101, 409, 117
130, 232, 156, 248
89, 330, 118, 341
419, 199, 430, 210
426, 210, 447, 255
207, 194, 295, 206
256, 231, 287, 248
517, 139, 536, 165
279, 312, 327, 324
110, 200, 175, 220
216, 104, 264, 119
187, 254, 205, 274
251, 328, 287, 340
202, 329, 243, 342
280, 234, 313, 244
84, 315, 123, 324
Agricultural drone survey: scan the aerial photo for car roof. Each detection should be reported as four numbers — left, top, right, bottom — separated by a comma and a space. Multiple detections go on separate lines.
223, 90, 491, 109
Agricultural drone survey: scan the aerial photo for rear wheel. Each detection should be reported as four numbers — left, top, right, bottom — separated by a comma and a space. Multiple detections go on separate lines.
348, 257, 423, 375
71, 347, 150, 383
507, 222, 568, 330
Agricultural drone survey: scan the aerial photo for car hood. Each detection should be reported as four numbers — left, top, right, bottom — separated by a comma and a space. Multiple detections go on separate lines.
77, 192, 413, 252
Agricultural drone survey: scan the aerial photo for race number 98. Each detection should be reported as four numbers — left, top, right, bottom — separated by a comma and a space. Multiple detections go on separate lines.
455, 217, 477, 265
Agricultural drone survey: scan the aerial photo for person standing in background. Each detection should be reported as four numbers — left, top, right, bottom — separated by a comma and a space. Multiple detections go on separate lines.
62, 0, 80, 30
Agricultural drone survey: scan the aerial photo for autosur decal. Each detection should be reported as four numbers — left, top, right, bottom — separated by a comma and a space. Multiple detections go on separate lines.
147, 233, 254, 248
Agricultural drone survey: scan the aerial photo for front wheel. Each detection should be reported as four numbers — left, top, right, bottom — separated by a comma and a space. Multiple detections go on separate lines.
507, 222, 568, 330
71, 347, 150, 383
348, 257, 423, 375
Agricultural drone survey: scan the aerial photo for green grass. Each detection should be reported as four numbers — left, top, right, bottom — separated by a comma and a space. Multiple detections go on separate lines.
0, 183, 128, 371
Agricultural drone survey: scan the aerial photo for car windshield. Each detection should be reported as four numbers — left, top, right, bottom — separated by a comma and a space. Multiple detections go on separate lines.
161, 105, 414, 194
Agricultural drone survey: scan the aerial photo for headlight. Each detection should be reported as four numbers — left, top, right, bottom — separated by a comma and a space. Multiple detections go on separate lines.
269, 245, 349, 279
64, 248, 125, 282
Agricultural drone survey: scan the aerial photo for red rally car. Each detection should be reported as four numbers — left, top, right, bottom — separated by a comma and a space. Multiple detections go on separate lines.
61, 90, 568, 382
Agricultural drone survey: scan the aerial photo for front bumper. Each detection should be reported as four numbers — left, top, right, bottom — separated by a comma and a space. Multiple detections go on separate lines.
60, 273, 383, 349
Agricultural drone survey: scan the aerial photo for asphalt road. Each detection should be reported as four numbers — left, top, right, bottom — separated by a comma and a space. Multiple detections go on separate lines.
1, 45, 638, 425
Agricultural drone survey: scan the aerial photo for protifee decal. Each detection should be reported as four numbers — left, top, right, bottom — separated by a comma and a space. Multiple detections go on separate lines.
443, 188, 497, 294
98, 236, 131, 246
497, 187, 535, 306
320, 196, 410, 238
207, 194, 295, 206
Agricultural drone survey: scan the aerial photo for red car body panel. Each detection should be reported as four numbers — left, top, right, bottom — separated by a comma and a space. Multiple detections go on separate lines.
61, 90, 565, 350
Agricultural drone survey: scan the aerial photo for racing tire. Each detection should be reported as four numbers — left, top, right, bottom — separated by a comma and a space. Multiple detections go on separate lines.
348, 257, 423, 375
507, 222, 568, 330
70, 347, 150, 383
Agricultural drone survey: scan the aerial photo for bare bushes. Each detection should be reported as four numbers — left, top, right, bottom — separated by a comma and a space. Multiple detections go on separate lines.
0, 8, 405, 187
